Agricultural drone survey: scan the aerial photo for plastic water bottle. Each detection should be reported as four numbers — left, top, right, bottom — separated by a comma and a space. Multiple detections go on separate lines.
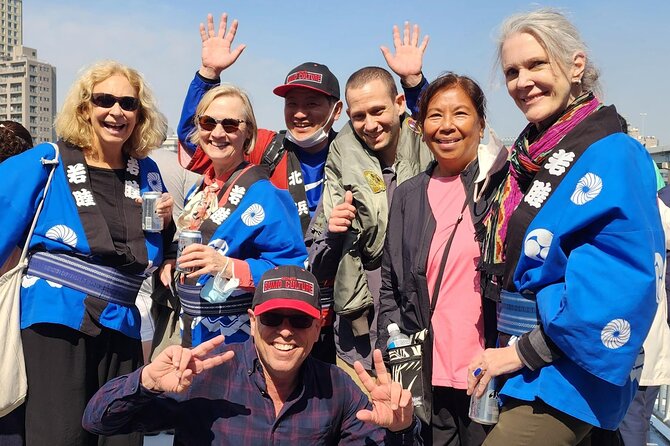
386, 323, 411, 349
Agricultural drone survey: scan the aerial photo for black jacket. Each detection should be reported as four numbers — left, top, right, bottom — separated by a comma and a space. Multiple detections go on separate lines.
376, 159, 505, 418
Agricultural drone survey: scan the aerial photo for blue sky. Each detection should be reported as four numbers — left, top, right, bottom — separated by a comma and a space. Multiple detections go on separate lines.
23, 1, 670, 144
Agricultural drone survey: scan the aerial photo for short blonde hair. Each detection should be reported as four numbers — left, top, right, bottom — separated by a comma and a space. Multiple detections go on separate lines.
55, 60, 167, 158
188, 84, 257, 154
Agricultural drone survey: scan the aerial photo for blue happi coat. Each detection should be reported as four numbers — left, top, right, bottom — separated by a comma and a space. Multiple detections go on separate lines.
179, 168, 307, 347
501, 107, 664, 429
0, 142, 168, 339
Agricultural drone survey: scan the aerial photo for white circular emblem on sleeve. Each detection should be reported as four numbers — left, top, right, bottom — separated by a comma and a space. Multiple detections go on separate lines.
570, 172, 602, 205
601, 319, 631, 349
241, 204, 265, 227
655, 252, 665, 304
148, 172, 163, 192
45, 225, 78, 248
524, 228, 553, 262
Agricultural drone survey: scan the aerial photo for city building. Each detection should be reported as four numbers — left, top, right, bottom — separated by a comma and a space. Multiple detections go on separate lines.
0, 0, 57, 144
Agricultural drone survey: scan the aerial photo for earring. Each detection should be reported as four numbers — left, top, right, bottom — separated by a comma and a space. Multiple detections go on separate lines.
574, 78, 582, 85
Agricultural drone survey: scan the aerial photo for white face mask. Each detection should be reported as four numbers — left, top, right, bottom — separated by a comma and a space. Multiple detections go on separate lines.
203, 260, 239, 304
285, 103, 337, 149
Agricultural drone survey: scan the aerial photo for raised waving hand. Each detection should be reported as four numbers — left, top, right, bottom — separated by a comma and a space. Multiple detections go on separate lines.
199, 13, 247, 79
380, 21, 429, 88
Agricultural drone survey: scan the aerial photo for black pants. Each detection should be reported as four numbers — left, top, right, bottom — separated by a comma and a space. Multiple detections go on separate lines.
17, 323, 143, 446
424, 386, 488, 446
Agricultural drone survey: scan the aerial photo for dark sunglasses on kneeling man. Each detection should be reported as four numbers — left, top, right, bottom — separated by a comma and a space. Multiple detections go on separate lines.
90, 93, 140, 111
258, 312, 314, 329
197, 115, 245, 133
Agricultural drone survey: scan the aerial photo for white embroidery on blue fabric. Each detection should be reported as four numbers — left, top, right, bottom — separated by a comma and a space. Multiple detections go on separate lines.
524, 181, 552, 208
241, 204, 265, 227
200, 315, 250, 336
66, 163, 87, 184
655, 252, 664, 304
601, 319, 631, 349
544, 149, 575, 176
148, 172, 163, 192
124, 180, 141, 199
570, 173, 602, 205
45, 280, 62, 288
523, 228, 553, 262
209, 238, 230, 256
21, 275, 38, 288
45, 224, 78, 247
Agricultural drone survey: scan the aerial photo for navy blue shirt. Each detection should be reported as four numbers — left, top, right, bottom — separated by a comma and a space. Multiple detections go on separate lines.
83, 339, 420, 445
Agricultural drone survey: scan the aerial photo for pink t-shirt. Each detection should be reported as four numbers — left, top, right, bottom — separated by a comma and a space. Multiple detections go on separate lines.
426, 175, 485, 389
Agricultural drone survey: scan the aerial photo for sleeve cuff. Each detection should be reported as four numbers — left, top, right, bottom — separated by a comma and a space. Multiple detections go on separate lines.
196, 70, 220, 84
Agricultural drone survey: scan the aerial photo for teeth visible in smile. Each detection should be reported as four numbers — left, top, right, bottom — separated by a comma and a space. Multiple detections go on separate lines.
104, 123, 124, 129
438, 138, 460, 144
211, 142, 230, 148
273, 343, 295, 351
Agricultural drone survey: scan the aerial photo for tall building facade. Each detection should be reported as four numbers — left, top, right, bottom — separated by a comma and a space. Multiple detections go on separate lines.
0, 0, 22, 57
0, 0, 57, 144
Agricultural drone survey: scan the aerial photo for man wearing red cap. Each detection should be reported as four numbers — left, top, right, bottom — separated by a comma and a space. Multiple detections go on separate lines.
177, 13, 342, 236
83, 266, 422, 445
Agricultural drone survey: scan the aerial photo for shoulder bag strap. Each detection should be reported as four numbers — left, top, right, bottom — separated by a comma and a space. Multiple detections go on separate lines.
17, 143, 60, 265
430, 182, 474, 317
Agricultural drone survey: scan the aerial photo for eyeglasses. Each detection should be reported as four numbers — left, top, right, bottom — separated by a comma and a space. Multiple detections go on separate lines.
258, 312, 314, 329
90, 93, 140, 112
197, 115, 245, 133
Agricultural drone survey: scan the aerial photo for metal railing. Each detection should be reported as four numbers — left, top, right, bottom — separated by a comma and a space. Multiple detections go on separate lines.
653, 385, 670, 440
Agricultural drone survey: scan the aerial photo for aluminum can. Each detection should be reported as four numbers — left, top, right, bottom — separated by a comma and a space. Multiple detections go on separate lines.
468, 375, 499, 425
176, 230, 202, 272
141, 191, 163, 232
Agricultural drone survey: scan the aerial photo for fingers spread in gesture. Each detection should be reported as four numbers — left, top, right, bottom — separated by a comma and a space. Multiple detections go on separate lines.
141, 335, 234, 394
199, 13, 247, 79
354, 349, 414, 432
380, 21, 429, 87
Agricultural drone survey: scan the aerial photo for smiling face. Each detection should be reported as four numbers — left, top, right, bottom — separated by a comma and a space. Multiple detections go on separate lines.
501, 32, 585, 129
89, 74, 138, 153
422, 86, 483, 177
284, 88, 340, 145
346, 79, 405, 160
198, 94, 250, 176
248, 308, 321, 386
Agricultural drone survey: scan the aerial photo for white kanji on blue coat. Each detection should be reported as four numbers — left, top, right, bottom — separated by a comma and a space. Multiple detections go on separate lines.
228, 185, 246, 205
210, 207, 231, 225
570, 172, 603, 206
524, 181, 551, 208
126, 158, 140, 176
524, 228, 553, 262
125, 180, 141, 199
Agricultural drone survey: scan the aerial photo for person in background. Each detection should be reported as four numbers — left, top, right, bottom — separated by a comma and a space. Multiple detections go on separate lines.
160, 84, 307, 348
83, 266, 421, 445
0, 120, 33, 162
467, 9, 663, 445
618, 183, 670, 445
133, 147, 200, 363
178, 13, 342, 362
308, 22, 432, 391
377, 73, 507, 444
0, 60, 173, 446
0, 120, 34, 446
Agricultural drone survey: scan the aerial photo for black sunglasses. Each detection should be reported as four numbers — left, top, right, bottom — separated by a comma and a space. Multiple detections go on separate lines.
259, 312, 314, 329
198, 115, 245, 133
90, 93, 140, 112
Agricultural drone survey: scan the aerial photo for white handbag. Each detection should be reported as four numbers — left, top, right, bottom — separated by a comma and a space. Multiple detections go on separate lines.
0, 143, 59, 417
